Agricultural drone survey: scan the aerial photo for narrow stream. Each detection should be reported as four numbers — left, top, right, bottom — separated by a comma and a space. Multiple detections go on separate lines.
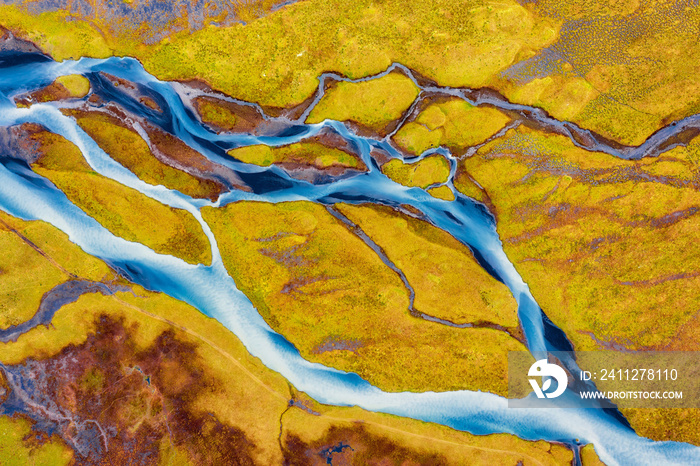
0, 54, 697, 465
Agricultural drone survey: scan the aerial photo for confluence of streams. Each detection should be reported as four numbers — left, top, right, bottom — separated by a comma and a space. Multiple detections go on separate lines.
0, 54, 698, 466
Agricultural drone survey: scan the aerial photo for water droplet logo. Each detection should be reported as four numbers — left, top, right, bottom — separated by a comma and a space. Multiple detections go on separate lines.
528, 359, 568, 399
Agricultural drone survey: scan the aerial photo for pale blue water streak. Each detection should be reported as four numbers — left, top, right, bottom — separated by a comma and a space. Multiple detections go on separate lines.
0, 56, 696, 465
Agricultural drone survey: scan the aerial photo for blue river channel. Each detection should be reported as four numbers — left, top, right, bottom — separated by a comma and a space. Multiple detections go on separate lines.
0, 54, 697, 465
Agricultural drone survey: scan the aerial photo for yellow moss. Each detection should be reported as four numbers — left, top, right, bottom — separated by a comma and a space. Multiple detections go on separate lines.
434, 100, 510, 148
394, 99, 511, 155
31, 130, 211, 265
0, 210, 111, 330
336, 204, 519, 327
418, 104, 447, 130
283, 401, 573, 466
575, 96, 662, 147
580, 444, 607, 466
228, 142, 362, 169
462, 126, 700, 353
526, 0, 640, 19
306, 72, 419, 131
134, 0, 555, 108
16, 74, 91, 105
392, 122, 444, 155
202, 201, 526, 394
0, 210, 563, 462
196, 97, 237, 129
54, 74, 90, 98
427, 185, 455, 201
453, 169, 487, 203
507, 75, 598, 122
382, 154, 450, 189
157, 441, 194, 466
0, 5, 113, 60
643, 159, 697, 181
0, 228, 64, 330
507, 76, 554, 106
229, 144, 275, 166
0, 415, 73, 465
619, 408, 700, 446
651, 135, 700, 180
5, 0, 700, 145
500, 0, 700, 145
71, 112, 221, 200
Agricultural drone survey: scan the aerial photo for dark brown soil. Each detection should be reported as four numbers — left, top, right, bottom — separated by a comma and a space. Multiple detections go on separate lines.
0, 314, 257, 465
284, 424, 448, 466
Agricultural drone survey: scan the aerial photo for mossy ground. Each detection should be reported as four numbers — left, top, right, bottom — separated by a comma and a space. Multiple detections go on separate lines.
139, 0, 555, 109
336, 204, 518, 327
0, 225, 65, 331
0, 415, 74, 465
69, 111, 222, 200
306, 72, 419, 132
462, 126, 700, 351
620, 408, 700, 448
0, 210, 111, 330
196, 97, 240, 131
31, 129, 211, 265
283, 393, 574, 465
0, 0, 556, 107
461, 125, 700, 443
15, 74, 91, 107
580, 444, 606, 466
228, 141, 363, 169
453, 169, 490, 204
498, 0, 700, 145
54, 74, 90, 98
5, 1, 700, 146
0, 6, 114, 60
0, 211, 574, 464
393, 99, 510, 155
192, 96, 266, 134
202, 201, 527, 395
426, 185, 455, 201
382, 154, 450, 189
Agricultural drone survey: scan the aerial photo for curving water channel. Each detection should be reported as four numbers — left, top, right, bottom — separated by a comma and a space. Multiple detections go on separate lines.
0, 54, 698, 465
